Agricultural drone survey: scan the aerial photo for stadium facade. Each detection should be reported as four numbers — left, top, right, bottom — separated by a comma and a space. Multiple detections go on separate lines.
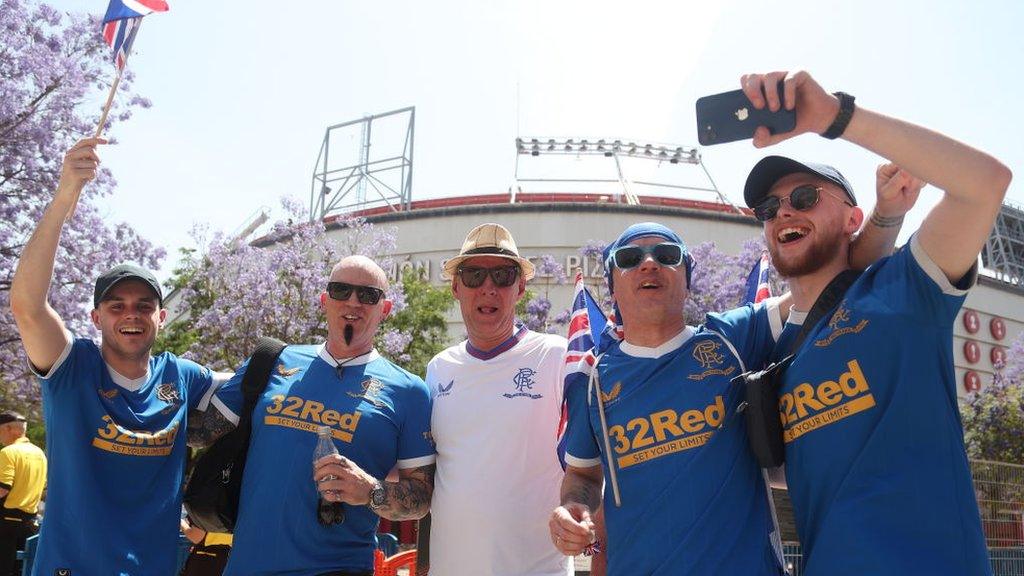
317, 192, 1023, 401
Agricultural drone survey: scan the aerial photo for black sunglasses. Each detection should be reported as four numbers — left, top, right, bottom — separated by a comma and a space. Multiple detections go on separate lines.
607, 242, 686, 270
457, 265, 520, 288
326, 282, 385, 305
754, 184, 853, 222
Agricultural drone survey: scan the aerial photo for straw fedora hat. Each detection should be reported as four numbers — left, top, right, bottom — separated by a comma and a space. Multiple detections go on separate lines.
441, 223, 536, 281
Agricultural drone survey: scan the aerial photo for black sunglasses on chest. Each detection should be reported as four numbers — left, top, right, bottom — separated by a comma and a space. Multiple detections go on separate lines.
457, 265, 520, 288
754, 184, 853, 222
326, 282, 385, 305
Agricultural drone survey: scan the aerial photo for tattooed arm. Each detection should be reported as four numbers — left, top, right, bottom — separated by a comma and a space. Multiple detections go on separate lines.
549, 464, 603, 556
371, 464, 435, 521
313, 457, 435, 521
186, 407, 237, 449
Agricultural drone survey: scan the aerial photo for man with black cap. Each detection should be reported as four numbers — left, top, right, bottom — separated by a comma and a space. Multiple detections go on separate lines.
738, 70, 1012, 575
424, 223, 572, 576
9, 138, 233, 575
0, 411, 45, 576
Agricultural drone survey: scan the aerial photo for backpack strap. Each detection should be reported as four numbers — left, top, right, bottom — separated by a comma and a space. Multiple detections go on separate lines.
239, 336, 287, 423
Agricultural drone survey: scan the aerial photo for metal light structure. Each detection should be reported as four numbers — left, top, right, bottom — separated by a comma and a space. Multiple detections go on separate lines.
982, 202, 1024, 288
512, 137, 738, 212
310, 107, 415, 221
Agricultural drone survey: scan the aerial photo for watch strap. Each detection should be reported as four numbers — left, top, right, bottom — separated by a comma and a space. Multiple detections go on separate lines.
822, 92, 855, 140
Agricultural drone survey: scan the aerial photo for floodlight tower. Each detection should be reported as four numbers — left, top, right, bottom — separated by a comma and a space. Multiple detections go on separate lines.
512, 137, 740, 213
983, 202, 1024, 288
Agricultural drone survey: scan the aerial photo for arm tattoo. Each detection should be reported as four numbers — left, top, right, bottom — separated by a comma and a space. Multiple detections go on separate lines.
561, 471, 602, 511
869, 212, 905, 228
376, 464, 435, 521
186, 408, 237, 449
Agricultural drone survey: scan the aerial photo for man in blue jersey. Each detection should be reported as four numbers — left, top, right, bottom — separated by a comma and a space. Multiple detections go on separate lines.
214, 254, 435, 576
738, 69, 1012, 575
551, 222, 788, 575
10, 138, 234, 575
548, 180, 915, 572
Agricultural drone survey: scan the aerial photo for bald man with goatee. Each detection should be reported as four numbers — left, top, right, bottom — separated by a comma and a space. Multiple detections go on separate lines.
211, 256, 436, 576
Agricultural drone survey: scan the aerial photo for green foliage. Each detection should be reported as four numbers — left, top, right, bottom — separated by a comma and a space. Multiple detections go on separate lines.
380, 270, 454, 377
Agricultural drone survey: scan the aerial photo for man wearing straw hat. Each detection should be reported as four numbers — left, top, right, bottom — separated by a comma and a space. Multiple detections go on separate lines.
424, 223, 572, 576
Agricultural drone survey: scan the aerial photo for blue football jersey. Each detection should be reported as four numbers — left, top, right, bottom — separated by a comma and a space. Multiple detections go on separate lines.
34, 338, 214, 576
563, 302, 783, 576
218, 346, 434, 576
778, 237, 990, 575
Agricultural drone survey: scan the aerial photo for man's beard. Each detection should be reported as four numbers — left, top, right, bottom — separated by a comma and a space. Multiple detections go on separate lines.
769, 228, 846, 278
343, 324, 354, 345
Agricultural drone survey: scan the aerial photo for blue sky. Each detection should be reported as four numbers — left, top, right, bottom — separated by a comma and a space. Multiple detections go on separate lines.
49, 0, 1024, 280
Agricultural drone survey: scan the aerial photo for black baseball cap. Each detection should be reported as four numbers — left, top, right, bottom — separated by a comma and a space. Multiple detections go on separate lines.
0, 412, 26, 425
744, 155, 857, 208
93, 264, 163, 309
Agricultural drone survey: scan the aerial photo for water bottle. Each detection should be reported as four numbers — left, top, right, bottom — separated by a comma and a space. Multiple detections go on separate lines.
314, 426, 345, 525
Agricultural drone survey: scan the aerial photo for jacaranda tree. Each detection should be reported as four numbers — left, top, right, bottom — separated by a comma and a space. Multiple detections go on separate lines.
1, 0, 161, 417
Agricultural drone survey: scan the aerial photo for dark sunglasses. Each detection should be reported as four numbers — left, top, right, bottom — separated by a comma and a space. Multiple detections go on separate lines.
754, 184, 853, 222
457, 265, 520, 288
326, 282, 385, 305
608, 242, 686, 270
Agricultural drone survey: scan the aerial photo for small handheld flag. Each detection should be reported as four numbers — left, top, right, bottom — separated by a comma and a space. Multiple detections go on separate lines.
744, 250, 773, 305
102, 0, 169, 71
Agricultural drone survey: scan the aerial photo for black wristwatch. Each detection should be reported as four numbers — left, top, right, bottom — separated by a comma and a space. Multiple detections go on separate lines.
822, 91, 855, 139
368, 480, 386, 511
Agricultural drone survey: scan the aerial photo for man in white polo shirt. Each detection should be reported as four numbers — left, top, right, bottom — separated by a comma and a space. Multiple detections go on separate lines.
425, 223, 571, 576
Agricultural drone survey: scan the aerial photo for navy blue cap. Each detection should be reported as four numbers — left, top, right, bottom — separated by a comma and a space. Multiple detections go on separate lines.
93, 264, 163, 309
744, 155, 857, 208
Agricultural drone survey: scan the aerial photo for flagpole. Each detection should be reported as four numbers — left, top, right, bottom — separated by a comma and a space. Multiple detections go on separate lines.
71, 14, 141, 220
94, 67, 124, 139
591, 367, 622, 507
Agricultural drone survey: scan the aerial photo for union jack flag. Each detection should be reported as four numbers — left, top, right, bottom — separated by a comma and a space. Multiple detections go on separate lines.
102, 0, 169, 70
743, 249, 773, 305
557, 273, 612, 459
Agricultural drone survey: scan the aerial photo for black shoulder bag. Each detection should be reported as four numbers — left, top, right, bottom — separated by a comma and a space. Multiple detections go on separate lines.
738, 270, 861, 468
183, 336, 286, 533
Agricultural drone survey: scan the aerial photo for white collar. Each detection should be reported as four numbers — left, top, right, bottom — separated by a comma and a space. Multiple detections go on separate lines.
619, 327, 695, 359
317, 344, 379, 367
106, 363, 150, 392
787, 306, 809, 326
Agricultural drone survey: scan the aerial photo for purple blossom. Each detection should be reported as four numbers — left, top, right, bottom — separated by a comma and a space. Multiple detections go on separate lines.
1, 0, 159, 418
962, 331, 1024, 465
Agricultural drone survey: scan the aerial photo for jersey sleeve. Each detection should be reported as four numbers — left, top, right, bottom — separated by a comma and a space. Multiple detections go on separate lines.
563, 361, 601, 468
704, 299, 780, 372
179, 360, 216, 411
0, 448, 13, 490
210, 357, 250, 425
864, 234, 975, 326
32, 335, 80, 387
395, 375, 436, 469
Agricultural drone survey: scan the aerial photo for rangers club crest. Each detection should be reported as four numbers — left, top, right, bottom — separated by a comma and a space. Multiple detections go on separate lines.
156, 383, 180, 404
503, 368, 543, 400
346, 377, 388, 408
687, 340, 736, 381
